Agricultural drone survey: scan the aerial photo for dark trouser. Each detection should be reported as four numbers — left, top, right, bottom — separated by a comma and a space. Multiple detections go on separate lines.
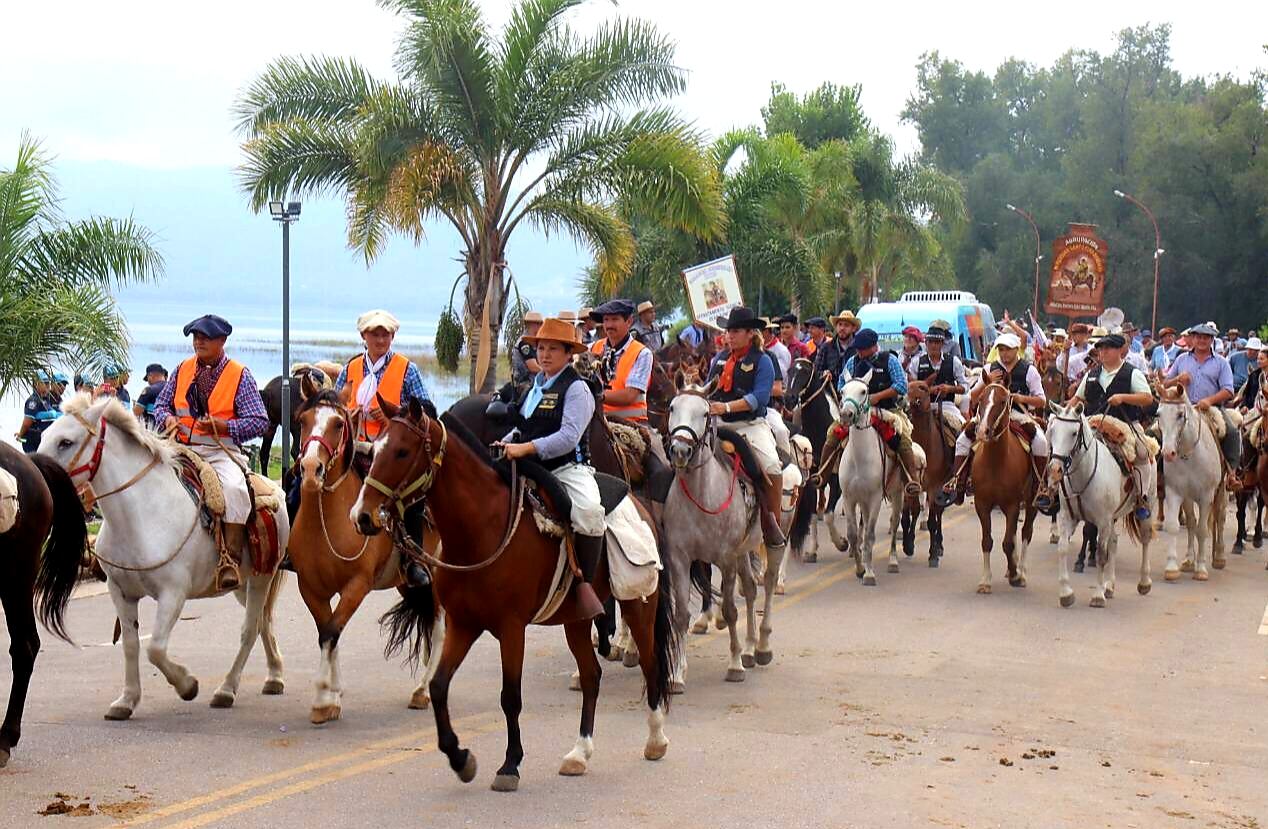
1221, 410, 1242, 469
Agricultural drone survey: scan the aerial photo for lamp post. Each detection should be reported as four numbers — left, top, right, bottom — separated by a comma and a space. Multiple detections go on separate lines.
1113, 189, 1164, 335
1005, 203, 1043, 319
268, 200, 301, 477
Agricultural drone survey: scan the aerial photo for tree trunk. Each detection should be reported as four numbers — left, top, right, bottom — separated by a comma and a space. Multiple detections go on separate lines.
463, 247, 510, 395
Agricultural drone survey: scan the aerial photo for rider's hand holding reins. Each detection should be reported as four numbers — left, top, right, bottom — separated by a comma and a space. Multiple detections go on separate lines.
494, 441, 536, 460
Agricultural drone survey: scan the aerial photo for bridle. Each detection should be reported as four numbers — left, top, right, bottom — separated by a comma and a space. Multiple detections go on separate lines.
838, 379, 872, 428
978, 384, 1013, 442
667, 392, 745, 515
1158, 395, 1200, 460
299, 402, 369, 561
65, 411, 162, 502
363, 413, 447, 522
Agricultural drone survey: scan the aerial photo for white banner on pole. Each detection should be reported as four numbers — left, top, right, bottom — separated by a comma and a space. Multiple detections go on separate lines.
681, 255, 743, 330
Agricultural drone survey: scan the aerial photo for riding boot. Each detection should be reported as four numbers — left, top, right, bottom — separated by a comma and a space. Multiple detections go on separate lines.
1033, 456, 1059, 516
890, 434, 923, 497
216, 523, 246, 592
1130, 467, 1151, 520
571, 534, 606, 621
402, 501, 432, 588
936, 454, 972, 508
760, 476, 787, 549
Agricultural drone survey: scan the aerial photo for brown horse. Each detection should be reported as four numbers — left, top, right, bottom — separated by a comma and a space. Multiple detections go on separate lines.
970, 384, 1038, 593
904, 380, 955, 566
0, 443, 86, 768
351, 399, 678, 792
290, 386, 443, 724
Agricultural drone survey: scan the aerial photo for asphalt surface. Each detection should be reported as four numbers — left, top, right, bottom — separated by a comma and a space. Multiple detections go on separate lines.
3, 503, 1267, 829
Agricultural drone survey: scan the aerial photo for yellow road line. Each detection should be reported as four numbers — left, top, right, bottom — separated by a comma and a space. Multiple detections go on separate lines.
1259, 602, 1268, 636
113, 712, 496, 828
156, 717, 505, 829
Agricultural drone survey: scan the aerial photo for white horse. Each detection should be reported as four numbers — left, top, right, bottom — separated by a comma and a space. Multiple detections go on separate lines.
826, 376, 918, 585
38, 396, 287, 719
1156, 387, 1226, 581
662, 386, 775, 688
1045, 403, 1154, 607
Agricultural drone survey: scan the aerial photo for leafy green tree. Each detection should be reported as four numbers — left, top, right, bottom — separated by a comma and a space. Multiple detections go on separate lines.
236, 0, 723, 392
0, 134, 163, 398
761, 82, 870, 148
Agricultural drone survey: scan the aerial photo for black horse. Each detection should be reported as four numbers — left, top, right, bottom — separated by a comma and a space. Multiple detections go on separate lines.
1, 443, 86, 768
258, 366, 338, 473
785, 358, 842, 562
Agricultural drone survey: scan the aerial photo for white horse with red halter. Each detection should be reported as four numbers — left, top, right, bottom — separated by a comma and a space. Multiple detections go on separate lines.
37, 395, 287, 719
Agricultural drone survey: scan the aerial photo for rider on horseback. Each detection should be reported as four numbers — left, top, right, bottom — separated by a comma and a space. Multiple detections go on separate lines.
1067, 332, 1157, 518
939, 332, 1049, 508
495, 318, 607, 621
588, 299, 652, 423
1162, 322, 1241, 489
704, 307, 789, 553
154, 315, 269, 591
827, 328, 923, 497
908, 324, 967, 430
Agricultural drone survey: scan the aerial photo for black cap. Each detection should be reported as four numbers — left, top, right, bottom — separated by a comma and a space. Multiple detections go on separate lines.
721, 307, 764, 331
589, 299, 635, 321
775, 313, 798, 326
145, 362, 167, 376
182, 314, 233, 338
925, 325, 951, 341
1095, 333, 1127, 349
806, 316, 829, 329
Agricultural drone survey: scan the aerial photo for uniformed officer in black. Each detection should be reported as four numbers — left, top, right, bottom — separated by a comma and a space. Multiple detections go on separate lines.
509, 310, 545, 390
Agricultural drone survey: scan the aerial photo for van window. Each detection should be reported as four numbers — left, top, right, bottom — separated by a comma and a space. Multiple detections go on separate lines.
959, 334, 968, 361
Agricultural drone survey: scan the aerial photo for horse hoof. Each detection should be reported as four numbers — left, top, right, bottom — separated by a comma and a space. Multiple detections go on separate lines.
1164, 569, 1181, 582
408, 689, 431, 710
774, 582, 785, 595
1232, 542, 1245, 554
0, 747, 8, 768
976, 584, 991, 595
1212, 558, 1226, 570
209, 691, 235, 709
928, 556, 940, 568
1009, 577, 1026, 588
1059, 593, 1075, 608
568, 672, 581, 692
623, 649, 641, 669
803, 552, 818, 563
754, 649, 773, 666
862, 575, 877, 586
887, 563, 900, 574
104, 705, 133, 721
262, 679, 285, 696
904, 549, 914, 558
715, 616, 726, 631
1049, 533, 1060, 545
741, 653, 756, 669
1090, 595, 1107, 608
1073, 560, 1085, 574
668, 680, 686, 695
690, 620, 709, 635
1254, 537, 1263, 549
1137, 582, 1152, 595
492, 773, 521, 791
456, 752, 478, 783
1104, 586, 1114, 599
179, 679, 200, 702
604, 647, 624, 663
310, 705, 341, 725
1180, 560, 1194, 573
833, 540, 849, 552
725, 668, 746, 683
644, 739, 669, 761
1194, 571, 1209, 582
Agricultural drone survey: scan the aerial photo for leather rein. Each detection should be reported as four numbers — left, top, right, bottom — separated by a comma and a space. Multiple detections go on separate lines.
299, 403, 369, 562
668, 392, 746, 516
67, 413, 163, 502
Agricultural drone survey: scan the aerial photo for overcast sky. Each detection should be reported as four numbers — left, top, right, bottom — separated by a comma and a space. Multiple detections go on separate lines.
7, 0, 1266, 170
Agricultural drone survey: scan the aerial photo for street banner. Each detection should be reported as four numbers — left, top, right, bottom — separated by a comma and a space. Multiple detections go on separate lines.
682, 254, 744, 330
1045, 222, 1108, 318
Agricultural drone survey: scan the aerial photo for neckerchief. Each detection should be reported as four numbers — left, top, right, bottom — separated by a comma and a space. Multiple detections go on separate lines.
600, 334, 632, 384
718, 345, 751, 393
521, 368, 565, 418
355, 351, 390, 413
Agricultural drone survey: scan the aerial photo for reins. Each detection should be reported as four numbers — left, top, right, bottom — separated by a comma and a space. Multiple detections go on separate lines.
669, 413, 745, 515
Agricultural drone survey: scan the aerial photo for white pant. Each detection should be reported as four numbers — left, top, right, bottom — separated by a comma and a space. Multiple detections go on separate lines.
190, 442, 252, 524
934, 402, 965, 430
554, 462, 605, 537
765, 409, 791, 457
730, 417, 782, 476
954, 410, 1047, 458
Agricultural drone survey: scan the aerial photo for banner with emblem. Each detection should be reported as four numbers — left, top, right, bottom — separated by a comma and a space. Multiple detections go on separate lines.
681, 255, 744, 330
1045, 223, 1108, 318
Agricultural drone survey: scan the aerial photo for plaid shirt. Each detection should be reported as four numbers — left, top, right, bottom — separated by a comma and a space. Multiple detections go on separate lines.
152, 354, 270, 445
334, 352, 431, 406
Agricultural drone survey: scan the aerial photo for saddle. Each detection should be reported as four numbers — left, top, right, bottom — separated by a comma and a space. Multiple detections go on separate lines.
169, 445, 284, 576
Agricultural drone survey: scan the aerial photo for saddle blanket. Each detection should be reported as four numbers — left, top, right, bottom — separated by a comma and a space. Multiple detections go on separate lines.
171, 444, 283, 575
604, 497, 661, 601
0, 466, 18, 534
1088, 414, 1159, 463
1202, 407, 1242, 441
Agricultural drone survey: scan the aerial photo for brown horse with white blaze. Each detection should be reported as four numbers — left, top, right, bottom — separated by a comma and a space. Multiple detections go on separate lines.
290, 384, 443, 724
351, 398, 679, 792
970, 384, 1037, 593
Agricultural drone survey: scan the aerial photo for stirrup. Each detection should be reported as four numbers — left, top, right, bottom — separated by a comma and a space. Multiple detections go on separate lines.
216, 559, 241, 592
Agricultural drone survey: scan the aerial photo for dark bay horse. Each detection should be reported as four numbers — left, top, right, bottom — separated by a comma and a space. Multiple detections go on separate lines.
786, 358, 841, 564
969, 384, 1037, 593
904, 380, 955, 566
352, 400, 679, 791
0, 443, 86, 768
257, 362, 341, 472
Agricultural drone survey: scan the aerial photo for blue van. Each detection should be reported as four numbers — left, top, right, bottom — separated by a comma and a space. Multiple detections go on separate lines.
856, 291, 998, 364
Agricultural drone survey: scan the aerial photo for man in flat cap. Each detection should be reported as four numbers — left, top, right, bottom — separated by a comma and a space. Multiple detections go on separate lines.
510, 311, 545, 389
154, 314, 269, 590
335, 309, 432, 444
589, 299, 653, 422
632, 300, 664, 352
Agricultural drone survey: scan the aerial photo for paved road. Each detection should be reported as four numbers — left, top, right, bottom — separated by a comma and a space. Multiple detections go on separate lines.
3, 505, 1267, 829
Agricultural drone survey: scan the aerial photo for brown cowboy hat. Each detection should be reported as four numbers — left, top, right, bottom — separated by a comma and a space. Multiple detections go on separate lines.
522, 317, 587, 354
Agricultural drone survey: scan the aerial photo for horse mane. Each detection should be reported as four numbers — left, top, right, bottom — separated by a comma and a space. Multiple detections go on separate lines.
438, 410, 573, 517
298, 388, 343, 415
62, 393, 180, 469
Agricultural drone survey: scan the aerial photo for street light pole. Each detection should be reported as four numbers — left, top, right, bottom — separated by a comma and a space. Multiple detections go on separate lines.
268, 201, 301, 478
1113, 189, 1164, 335
1005, 203, 1043, 319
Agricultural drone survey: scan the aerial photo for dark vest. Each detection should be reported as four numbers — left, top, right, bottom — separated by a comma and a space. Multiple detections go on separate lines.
915, 353, 957, 399
1082, 363, 1145, 422
852, 351, 899, 409
710, 348, 772, 422
990, 360, 1032, 409
513, 365, 592, 471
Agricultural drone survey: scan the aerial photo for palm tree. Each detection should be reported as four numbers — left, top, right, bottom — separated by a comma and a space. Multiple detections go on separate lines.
236, 0, 723, 393
0, 134, 163, 398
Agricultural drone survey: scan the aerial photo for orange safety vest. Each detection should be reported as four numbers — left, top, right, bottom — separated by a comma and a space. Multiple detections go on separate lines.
172, 356, 245, 445
591, 338, 648, 421
806, 339, 818, 355
345, 353, 409, 440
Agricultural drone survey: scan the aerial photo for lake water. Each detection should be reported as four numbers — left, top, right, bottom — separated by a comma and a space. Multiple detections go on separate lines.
1, 297, 478, 450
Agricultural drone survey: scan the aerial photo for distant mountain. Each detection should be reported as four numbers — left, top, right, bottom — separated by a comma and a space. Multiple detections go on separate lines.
55, 161, 590, 334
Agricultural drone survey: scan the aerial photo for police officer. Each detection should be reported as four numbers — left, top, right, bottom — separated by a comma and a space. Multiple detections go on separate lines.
510, 311, 545, 389
16, 370, 61, 453
134, 363, 169, 429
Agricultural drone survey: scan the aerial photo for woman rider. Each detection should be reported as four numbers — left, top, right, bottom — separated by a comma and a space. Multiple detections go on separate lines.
496, 318, 606, 621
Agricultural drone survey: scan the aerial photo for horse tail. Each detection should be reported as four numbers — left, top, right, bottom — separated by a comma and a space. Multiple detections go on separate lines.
30, 453, 88, 644
379, 581, 437, 671
263, 569, 287, 631
689, 559, 717, 604
789, 479, 818, 555
648, 563, 680, 711
1124, 512, 1144, 547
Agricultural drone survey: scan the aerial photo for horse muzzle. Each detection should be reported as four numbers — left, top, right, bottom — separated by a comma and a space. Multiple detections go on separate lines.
355, 509, 383, 536
669, 439, 693, 469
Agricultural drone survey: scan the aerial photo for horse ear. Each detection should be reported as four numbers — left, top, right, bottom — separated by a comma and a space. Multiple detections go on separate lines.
378, 393, 400, 420
703, 377, 718, 397
1072, 401, 1084, 416
1046, 399, 1059, 416
299, 371, 319, 402
860, 369, 873, 386
408, 396, 424, 422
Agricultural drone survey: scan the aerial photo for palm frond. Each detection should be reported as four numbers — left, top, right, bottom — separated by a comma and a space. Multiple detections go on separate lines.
233, 55, 382, 135
527, 197, 634, 291
16, 217, 164, 288
0, 132, 60, 277
239, 119, 361, 210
